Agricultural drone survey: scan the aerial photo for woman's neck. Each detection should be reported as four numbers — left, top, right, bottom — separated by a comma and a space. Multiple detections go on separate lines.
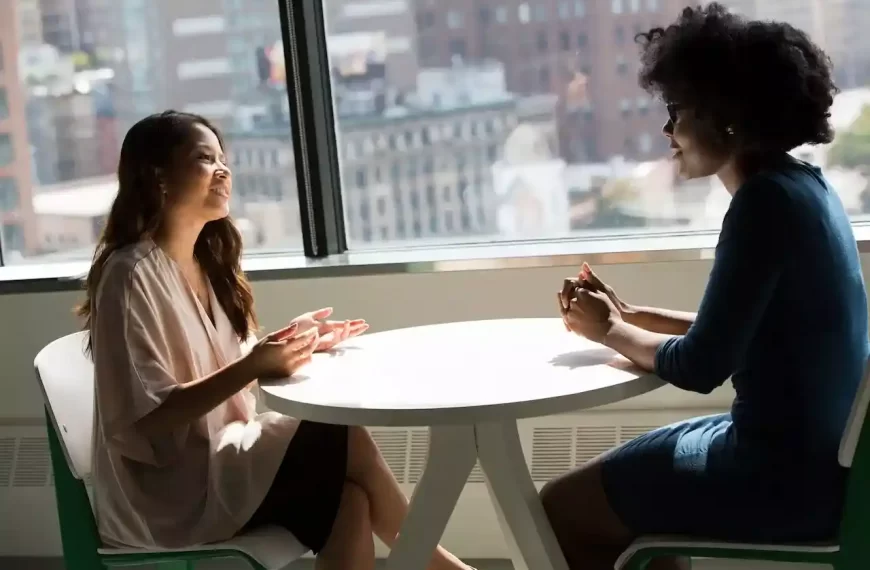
153, 219, 205, 265
717, 151, 787, 196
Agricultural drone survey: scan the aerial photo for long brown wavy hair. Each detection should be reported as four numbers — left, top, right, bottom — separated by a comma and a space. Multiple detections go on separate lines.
77, 110, 257, 352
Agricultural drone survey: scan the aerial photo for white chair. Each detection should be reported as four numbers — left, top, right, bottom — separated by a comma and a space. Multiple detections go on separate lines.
34, 331, 308, 570
615, 358, 870, 570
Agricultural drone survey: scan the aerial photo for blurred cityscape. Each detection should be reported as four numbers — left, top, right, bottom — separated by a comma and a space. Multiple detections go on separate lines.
0, 0, 869, 262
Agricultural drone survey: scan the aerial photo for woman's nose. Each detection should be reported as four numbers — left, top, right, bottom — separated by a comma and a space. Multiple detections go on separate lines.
662, 119, 674, 137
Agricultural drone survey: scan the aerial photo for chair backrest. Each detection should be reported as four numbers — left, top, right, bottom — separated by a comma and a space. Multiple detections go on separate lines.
836, 357, 870, 569
34, 331, 94, 480
34, 332, 105, 564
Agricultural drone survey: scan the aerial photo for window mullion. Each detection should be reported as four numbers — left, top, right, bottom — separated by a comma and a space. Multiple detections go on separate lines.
278, 0, 346, 257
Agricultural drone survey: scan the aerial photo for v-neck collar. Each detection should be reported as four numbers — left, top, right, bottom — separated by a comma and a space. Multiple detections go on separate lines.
151, 241, 233, 368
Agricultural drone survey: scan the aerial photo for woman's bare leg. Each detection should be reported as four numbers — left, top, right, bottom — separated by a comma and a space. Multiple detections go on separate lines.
345, 426, 472, 570
316, 481, 376, 570
540, 459, 689, 570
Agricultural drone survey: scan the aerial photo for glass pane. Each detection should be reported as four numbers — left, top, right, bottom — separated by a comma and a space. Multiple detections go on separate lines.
325, 0, 870, 249
1, 0, 302, 264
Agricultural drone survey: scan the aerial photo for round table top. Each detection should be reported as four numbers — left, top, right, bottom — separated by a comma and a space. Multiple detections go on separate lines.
260, 318, 665, 426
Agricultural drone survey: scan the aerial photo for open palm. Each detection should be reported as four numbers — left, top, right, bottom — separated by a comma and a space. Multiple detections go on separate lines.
292, 307, 369, 352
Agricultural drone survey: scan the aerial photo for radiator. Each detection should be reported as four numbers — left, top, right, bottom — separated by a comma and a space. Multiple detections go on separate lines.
0, 410, 720, 558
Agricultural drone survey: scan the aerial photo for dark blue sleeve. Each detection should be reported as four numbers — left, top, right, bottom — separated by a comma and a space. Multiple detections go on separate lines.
654, 177, 793, 394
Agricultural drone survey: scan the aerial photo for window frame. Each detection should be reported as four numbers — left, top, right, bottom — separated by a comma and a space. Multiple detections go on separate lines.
278, 0, 347, 258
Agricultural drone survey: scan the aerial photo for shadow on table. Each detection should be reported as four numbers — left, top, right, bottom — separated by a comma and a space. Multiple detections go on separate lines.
549, 348, 623, 370
261, 346, 365, 387
320, 345, 363, 358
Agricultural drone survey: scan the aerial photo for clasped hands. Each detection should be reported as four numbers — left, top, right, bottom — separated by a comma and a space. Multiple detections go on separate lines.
558, 262, 628, 344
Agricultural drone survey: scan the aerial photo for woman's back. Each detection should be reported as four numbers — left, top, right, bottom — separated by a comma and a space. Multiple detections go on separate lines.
729, 157, 869, 461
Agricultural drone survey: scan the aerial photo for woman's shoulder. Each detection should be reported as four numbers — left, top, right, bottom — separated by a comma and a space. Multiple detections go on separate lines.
97, 241, 163, 299
735, 156, 832, 214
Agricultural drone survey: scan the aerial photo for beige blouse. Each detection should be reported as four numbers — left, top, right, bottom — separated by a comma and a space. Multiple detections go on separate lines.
91, 240, 299, 548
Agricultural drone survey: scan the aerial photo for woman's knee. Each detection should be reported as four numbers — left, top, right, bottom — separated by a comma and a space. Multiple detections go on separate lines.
540, 462, 632, 546
338, 480, 371, 520
346, 426, 381, 475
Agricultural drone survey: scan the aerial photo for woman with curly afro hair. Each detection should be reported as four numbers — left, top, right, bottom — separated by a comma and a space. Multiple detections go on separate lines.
543, 4, 868, 570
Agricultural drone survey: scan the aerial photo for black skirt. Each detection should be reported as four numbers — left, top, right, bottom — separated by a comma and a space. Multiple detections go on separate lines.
243, 421, 349, 553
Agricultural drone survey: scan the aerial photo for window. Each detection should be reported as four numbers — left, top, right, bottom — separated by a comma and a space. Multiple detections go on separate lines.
638, 132, 653, 154
616, 56, 629, 75
537, 30, 548, 52
447, 10, 463, 30
2, 224, 23, 254
0, 177, 18, 212
3, 0, 870, 267
539, 66, 551, 90
479, 6, 491, 25
518, 3, 531, 23
1, 0, 303, 264
0, 134, 12, 166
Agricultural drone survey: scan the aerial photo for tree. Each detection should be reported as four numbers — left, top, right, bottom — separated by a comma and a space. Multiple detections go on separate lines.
828, 104, 870, 174
828, 104, 870, 212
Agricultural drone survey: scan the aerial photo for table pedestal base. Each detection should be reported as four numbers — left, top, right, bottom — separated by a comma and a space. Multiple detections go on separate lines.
384, 421, 569, 570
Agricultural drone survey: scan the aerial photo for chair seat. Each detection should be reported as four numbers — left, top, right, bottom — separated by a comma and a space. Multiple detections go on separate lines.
615, 535, 840, 569
98, 525, 308, 570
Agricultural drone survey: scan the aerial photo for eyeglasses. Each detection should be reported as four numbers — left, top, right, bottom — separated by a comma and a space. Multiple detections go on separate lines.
666, 103, 683, 123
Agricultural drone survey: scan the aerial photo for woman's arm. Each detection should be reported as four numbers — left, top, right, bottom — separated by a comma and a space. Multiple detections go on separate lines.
644, 177, 792, 394
589, 176, 792, 393
622, 306, 696, 336
135, 325, 312, 438
135, 355, 258, 437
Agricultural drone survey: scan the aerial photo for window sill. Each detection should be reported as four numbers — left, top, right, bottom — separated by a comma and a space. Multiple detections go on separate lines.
3, 224, 870, 295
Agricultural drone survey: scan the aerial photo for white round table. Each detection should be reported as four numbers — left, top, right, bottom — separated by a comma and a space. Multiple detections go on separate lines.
261, 318, 665, 570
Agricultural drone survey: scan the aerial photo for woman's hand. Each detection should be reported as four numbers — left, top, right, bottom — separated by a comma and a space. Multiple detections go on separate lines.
244, 323, 320, 379
558, 287, 622, 344
577, 262, 633, 317
291, 307, 369, 352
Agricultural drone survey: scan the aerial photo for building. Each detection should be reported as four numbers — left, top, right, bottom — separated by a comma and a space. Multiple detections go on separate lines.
0, 1, 38, 259
38, 0, 80, 53
722, 0, 869, 88
16, 0, 45, 47
337, 63, 559, 244
326, 0, 420, 93
412, 0, 683, 163
74, 0, 115, 60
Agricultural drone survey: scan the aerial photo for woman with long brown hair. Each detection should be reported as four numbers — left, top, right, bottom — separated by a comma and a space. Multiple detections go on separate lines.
79, 110, 473, 570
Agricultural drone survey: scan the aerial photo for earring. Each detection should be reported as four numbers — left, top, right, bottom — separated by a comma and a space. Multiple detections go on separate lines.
726, 126, 735, 135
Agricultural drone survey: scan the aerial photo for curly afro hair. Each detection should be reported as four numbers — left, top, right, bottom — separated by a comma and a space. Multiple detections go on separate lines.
636, 2, 838, 154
